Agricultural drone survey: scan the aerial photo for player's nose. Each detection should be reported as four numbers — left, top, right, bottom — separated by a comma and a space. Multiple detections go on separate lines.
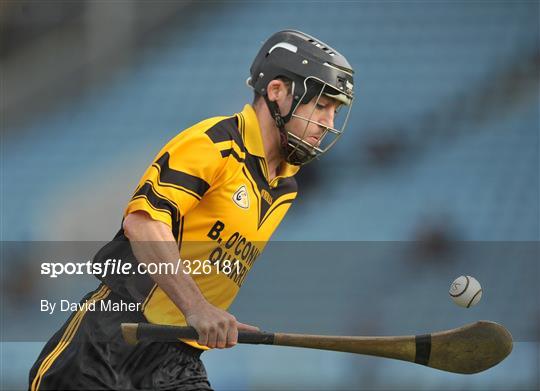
320, 109, 335, 129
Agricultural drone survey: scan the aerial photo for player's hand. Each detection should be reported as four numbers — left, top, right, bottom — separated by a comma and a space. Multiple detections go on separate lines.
184, 301, 259, 349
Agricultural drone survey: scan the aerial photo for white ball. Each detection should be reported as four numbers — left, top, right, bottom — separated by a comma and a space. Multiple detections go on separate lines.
449, 275, 482, 308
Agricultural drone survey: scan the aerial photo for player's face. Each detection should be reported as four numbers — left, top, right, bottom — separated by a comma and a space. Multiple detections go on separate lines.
287, 95, 341, 147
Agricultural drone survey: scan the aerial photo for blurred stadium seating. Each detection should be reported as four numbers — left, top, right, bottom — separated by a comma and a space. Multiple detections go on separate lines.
1, 1, 538, 390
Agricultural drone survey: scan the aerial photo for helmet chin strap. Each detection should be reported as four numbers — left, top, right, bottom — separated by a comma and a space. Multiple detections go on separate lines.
263, 94, 293, 155
263, 94, 318, 166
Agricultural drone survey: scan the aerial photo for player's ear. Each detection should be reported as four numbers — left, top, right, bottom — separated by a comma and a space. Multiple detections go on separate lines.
266, 79, 288, 103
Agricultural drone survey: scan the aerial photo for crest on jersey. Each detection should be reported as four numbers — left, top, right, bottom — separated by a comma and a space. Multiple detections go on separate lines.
232, 185, 249, 209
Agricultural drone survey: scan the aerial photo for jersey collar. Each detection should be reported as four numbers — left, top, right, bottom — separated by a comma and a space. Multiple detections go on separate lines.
238, 104, 299, 183
238, 104, 265, 158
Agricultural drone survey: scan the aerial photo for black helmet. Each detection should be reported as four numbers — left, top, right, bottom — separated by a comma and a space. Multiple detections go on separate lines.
248, 30, 354, 165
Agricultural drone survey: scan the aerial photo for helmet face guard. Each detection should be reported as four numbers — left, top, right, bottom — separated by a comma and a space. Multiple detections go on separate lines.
248, 30, 355, 166
284, 76, 354, 165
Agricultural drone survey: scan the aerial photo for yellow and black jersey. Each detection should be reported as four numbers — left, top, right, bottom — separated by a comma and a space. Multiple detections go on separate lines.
116, 104, 298, 345
126, 104, 298, 240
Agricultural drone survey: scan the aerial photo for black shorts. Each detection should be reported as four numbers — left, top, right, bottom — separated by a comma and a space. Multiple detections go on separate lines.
29, 285, 213, 391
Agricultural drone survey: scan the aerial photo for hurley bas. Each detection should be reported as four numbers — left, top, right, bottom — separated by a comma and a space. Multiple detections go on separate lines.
41, 299, 142, 314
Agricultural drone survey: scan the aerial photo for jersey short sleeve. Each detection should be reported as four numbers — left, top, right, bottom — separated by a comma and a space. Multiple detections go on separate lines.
124, 125, 226, 230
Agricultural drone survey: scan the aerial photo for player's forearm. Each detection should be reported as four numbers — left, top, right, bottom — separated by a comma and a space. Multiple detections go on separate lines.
131, 239, 206, 314
123, 212, 207, 314
122, 211, 257, 349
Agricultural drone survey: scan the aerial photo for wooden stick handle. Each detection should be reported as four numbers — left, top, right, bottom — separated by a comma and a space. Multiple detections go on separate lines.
121, 323, 275, 345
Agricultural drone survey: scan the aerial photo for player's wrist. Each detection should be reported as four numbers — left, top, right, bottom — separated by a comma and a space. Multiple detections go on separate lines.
181, 296, 209, 317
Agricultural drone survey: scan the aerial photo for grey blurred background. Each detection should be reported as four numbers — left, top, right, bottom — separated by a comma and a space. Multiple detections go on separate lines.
1, 0, 539, 390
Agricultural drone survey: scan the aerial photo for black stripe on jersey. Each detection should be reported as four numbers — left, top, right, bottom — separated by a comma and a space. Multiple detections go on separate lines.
132, 185, 181, 243
177, 216, 185, 249
132, 181, 180, 223
242, 151, 298, 226
257, 176, 297, 229
141, 284, 158, 312
259, 199, 294, 228
272, 176, 298, 197
259, 157, 270, 180
242, 162, 297, 229
154, 153, 210, 199
172, 214, 181, 243
242, 166, 262, 222
238, 112, 246, 140
221, 148, 245, 163
205, 117, 246, 152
